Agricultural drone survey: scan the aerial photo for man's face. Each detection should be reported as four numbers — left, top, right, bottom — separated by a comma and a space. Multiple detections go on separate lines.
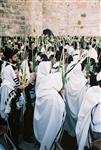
0, 52, 4, 58
11, 54, 18, 63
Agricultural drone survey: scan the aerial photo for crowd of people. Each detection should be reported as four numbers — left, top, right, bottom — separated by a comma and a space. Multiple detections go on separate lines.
0, 34, 101, 150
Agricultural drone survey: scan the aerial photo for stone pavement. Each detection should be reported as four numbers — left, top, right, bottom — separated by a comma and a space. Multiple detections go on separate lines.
19, 141, 38, 150
18, 136, 40, 150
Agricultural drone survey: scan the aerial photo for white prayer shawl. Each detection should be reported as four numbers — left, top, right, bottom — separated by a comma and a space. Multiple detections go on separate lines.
46, 50, 54, 59
80, 50, 88, 63
80, 48, 98, 64
88, 47, 98, 63
91, 103, 101, 133
66, 61, 77, 73
64, 63, 88, 136
51, 62, 63, 74
64, 44, 69, 50
0, 62, 20, 118
1, 61, 17, 88
35, 61, 52, 90
0, 80, 15, 118
41, 46, 46, 54
73, 50, 80, 63
76, 86, 101, 150
34, 61, 65, 150
68, 46, 75, 56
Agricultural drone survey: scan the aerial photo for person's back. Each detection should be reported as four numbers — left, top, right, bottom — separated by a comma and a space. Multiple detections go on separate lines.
34, 61, 65, 150
76, 72, 101, 150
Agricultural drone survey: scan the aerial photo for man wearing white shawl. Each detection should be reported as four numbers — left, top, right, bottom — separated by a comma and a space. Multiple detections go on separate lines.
0, 49, 20, 118
34, 61, 65, 150
64, 44, 98, 137
0, 48, 24, 150
76, 71, 101, 150
64, 62, 88, 137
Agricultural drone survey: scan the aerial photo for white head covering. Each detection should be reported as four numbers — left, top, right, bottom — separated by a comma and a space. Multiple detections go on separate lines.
68, 46, 74, 55
73, 50, 80, 63
97, 71, 101, 81
36, 55, 41, 61
47, 51, 54, 58
36, 61, 52, 89
41, 46, 46, 54
80, 47, 98, 64
37, 61, 51, 77
88, 47, 98, 62
64, 44, 69, 50
80, 50, 88, 63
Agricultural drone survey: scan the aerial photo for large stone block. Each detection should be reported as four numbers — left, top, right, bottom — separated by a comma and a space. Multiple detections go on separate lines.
0, 0, 100, 36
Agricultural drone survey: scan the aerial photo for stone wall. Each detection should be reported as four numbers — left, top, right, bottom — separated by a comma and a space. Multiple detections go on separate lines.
0, 0, 31, 36
42, 0, 100, 36
0, 0, 100, 36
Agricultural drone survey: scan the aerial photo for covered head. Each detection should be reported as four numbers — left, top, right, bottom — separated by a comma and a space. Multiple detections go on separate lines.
35, 61, 52, 90
97, 71, 101, 87
37, 61, 52, 78
87, 46, 98, 63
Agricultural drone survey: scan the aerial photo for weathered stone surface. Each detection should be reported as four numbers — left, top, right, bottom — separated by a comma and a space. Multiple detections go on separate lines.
0, 0, 100, 36
0, 0, 30, 36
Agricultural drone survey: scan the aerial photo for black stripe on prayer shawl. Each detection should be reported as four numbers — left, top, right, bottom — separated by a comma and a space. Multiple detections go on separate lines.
88, 103, 100, 145
13, 78, 19, 82
5, 62, 10, 66
52, 66, 59, 70
14, 80, 19, 84
67, 63, 77, 74
14, 83, 20, 87
15, 81, 19, 84
5, 90, 16, 112
52, 65, 62, 72
13, 78, 20, 87
14, 81, 20, 84
73, 54, 79, 56
9, 90, 16, 98
5, 101, 7, 105
14, 85, 20, 89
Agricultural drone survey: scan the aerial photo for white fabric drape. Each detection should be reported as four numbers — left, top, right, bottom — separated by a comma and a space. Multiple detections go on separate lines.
0, 80, 15, 118
64, 63, 88, 136
34, 61, 65, 150
76, 86, 101, 150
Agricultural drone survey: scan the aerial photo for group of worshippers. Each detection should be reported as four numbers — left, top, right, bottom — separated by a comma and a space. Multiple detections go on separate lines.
0, 36, 101, 150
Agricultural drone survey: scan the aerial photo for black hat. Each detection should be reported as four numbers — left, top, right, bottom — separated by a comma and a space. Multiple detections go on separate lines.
4, 47, 18, 60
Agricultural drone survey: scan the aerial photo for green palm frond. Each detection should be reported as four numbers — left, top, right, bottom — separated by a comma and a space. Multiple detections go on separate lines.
32, 56, 36, 73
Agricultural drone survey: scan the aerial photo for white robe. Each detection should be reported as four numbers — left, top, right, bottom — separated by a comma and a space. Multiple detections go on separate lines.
34, 61, 65, 150
0, 61, 22, 118
0, 80, 15, 118
64, 63, 88, 136
0, 62, 17, 118
76, 86, 101, 150
1, 61, 18, 87
91, 103, 101, 133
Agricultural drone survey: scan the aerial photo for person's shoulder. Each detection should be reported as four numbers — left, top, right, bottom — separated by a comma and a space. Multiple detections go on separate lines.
5, 63, 14, 70
86, 86, 100, 95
